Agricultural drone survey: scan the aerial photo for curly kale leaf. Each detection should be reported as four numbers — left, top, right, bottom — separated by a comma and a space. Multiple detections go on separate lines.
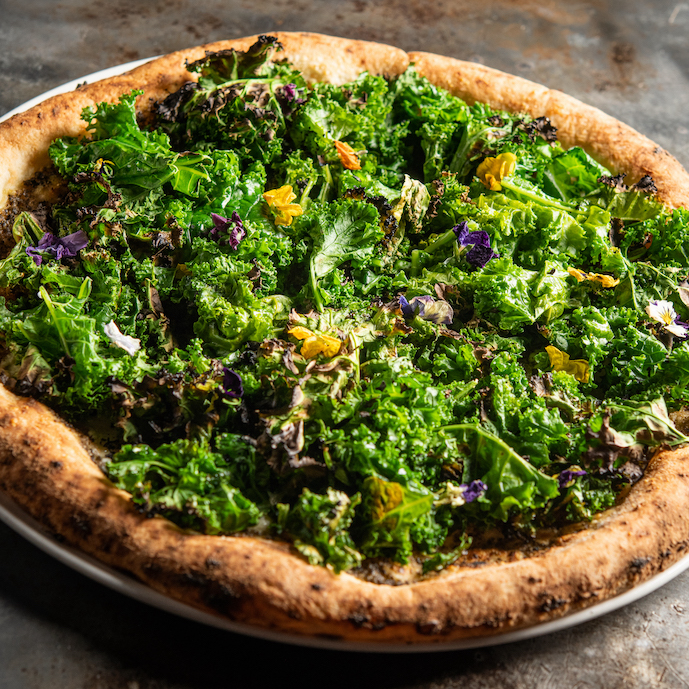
606, 398, 688, 447
542, 146, 610, 201
51, 92, 211, 204
156, 37, 298, 161
109, 439, 262, 533
187, 35, 283, 83
444, 424, 559, 520
359, 476, 434, 562
280, 488, 363, 572
304, 198, 383, 309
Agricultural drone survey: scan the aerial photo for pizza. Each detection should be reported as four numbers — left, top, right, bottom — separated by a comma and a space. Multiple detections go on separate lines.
1, 32, 689, 646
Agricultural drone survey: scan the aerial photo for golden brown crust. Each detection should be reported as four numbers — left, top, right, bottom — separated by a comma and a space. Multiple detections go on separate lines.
1, 32, 689, 644
1, 384, 689, 643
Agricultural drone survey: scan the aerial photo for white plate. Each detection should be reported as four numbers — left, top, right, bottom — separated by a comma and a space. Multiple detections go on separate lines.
2, 60, 689, 653
0, 58, 156, 122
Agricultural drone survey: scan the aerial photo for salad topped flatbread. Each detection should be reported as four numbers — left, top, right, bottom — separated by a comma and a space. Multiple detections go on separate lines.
1, 33, 689, 644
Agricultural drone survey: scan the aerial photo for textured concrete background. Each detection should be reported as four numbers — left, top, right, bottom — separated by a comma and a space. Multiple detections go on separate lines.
1, 1, 689, 687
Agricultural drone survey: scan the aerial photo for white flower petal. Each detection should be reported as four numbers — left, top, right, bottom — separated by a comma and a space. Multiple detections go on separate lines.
646, 299, 677, 326
104, 320, 141, 356
666, 322, 689, 338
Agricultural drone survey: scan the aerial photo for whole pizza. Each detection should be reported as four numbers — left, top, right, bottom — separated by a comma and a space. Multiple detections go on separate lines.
1, 32, 689, 645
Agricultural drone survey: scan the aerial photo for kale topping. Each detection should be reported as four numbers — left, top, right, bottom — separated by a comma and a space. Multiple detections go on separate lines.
2, 38, 687, 574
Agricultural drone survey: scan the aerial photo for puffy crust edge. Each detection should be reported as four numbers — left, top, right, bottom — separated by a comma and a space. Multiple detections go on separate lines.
408, 51, 689, 209
1, 384, 689, 643
1, 33, 689, 643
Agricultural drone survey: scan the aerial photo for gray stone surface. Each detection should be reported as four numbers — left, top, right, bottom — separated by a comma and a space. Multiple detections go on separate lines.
1, 1, 689, 686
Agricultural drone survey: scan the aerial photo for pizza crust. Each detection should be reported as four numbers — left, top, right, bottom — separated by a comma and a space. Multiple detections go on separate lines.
1, 32, 689, 644
1, 383, 688, 643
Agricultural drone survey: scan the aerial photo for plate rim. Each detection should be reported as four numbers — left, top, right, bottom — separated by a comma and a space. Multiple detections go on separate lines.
2, 57, 689, 653
3, 487, 689, 653
0, 57, 157, 123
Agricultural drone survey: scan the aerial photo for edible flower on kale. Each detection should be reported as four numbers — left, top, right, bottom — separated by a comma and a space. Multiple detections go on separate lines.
103, 320, 141, 356
282, 83, 298, 101
453, 221, 499, 268
476, 152, 517, 191
645, 300, 689, 338
545, 345, 590, 383
262, 185, 303, 226
399, 294, 453, 325
277, 83, 306, 114
288, 326, 342, 359
334, 140, 362, 170
220, 368, 244, 399
567, 267, 619, 289
26, 230, 89, 266
434, 480, 487, 508
558, 468, 587, 490
210, 211, 246, 250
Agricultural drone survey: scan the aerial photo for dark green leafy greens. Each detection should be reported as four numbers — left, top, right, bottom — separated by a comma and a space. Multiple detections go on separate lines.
2, 36, 688, 575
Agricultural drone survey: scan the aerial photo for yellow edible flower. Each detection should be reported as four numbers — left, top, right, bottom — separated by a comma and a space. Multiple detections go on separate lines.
545, 345, 590, 383
334, 140, 361, 170
567, 267, 619, 289
287, 326, 313, 340
476, 152, 517, 191
288, 326, 342, 359
262, 185, 303, 226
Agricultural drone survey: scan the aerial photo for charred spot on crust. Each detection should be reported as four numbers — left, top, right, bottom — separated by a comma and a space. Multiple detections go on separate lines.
539, 596, 567, 613
316, 633, 345, 641
630, 556, 652, 571
69, 514, 92, 538
347, 612, 370, 627
417, 619, 442, 635
202, 583, 243, 614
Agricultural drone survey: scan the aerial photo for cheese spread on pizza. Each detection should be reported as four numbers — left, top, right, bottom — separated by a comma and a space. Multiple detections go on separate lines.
1, 33, 689, 644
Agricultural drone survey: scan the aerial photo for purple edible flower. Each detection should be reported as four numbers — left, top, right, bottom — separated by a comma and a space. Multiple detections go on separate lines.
210, 211, 246, 250
558, 469, 587, 490
282, 83, 298, 101
26, 230, 89, 266
399, 294, 453, 325
462, 480, 487, 503
220, 368, 244, 399
279, 83, 306, 109
399, 294, 415, 318
453, 221, 499, 268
